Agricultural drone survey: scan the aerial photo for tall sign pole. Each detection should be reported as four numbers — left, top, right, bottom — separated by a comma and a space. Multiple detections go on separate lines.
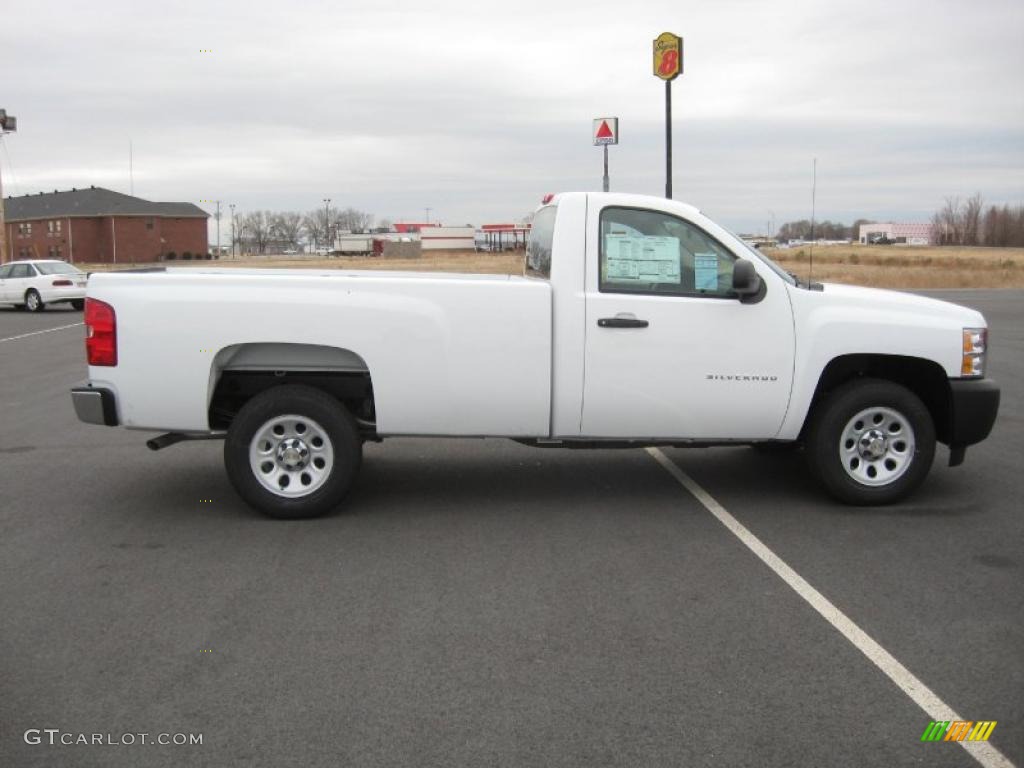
592, 117, 619, 192
0, 109, 17, 263
653, 33, 682, 199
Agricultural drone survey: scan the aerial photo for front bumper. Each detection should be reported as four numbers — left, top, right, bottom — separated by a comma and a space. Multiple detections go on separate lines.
948, 378, 1000, 447
71, 384, 119, 426
945, 378, 999, 466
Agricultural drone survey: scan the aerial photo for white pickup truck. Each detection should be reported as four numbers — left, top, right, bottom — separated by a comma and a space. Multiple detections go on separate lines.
71, 192, 1000, 518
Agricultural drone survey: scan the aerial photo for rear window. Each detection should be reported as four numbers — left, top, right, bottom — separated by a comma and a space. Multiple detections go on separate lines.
35, 261, 82, 275
526, 206, 557, 279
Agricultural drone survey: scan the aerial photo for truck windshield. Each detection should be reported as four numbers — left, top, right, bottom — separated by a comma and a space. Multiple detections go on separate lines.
526, 206, 557, 279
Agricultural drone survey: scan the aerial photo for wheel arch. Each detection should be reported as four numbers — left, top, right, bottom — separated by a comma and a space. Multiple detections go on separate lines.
803, 354, 952, 444
207, 342, 376, 435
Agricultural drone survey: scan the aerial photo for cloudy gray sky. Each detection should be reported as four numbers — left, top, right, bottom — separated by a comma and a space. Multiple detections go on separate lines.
2, 0, 1022, 236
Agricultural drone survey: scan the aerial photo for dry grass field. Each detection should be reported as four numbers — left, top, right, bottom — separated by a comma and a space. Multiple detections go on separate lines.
80, 244, 1024, 289
763, 244, 1024, 289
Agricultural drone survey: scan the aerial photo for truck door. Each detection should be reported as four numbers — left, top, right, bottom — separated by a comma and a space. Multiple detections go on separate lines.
581, 204, 795, 439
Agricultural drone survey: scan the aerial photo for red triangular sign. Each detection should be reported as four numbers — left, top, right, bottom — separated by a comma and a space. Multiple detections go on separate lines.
596, 120, 614, 139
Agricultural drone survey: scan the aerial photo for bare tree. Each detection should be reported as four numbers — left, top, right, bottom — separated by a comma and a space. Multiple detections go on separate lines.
303, 212, 324, 250
963, 193, 984, 246
240, 211, 272, 254
272, 212, 303, 249
336, 207, 374, 233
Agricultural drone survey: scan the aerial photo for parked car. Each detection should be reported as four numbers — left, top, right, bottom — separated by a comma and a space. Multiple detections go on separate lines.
70, 192, 999, 518
0, 260, 88, 311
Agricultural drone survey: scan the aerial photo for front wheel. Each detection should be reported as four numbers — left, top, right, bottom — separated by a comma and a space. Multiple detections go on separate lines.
224, 385, 362, 519
71, 299, 85, 311
805, 378, 935, 505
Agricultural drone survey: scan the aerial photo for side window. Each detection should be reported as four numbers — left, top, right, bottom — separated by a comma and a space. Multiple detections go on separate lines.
10, 264, 31, 278
599, 207, 737, 297
526, 205, 557, 279
0, 265, 12, 279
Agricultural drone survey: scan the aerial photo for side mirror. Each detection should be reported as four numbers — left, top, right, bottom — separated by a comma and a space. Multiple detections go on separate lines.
732, 259, 766, 304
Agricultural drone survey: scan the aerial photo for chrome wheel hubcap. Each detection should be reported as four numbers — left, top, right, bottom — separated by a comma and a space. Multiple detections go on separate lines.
249, 414, 333, 497
840, 406, 915, 487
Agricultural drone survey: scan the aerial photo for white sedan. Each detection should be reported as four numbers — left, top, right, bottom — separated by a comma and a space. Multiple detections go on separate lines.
0, 260, 88, 312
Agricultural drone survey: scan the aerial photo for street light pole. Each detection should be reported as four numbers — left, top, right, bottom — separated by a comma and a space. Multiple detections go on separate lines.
0, 108, 18, 264
229, 204, 236, 259
425, 207, 432, 225
215, 200, 221, 258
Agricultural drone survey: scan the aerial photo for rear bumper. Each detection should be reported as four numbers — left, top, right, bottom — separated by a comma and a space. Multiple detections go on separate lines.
948, 378, 999, 447
43, 285, 87, 302
71, 384, 119, 426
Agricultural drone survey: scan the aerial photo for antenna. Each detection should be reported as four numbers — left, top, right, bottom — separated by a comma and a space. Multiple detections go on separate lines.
808, 157, 817, 285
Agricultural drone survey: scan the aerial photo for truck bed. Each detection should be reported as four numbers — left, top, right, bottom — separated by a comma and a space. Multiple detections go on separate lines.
86, 268, 553, 436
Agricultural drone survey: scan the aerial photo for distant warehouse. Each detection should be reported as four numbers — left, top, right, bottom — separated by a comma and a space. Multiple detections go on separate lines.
2, 186, 208, 263
858, 222, 931, 245
393, 223, 477, 250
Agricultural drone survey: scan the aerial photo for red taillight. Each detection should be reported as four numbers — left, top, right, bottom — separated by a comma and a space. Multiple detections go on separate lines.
52, 279, 73, 286
85, 298, 117, 366
541, 193, 555, 204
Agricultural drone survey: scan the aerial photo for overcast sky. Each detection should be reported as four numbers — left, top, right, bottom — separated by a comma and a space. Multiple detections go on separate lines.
2, 0, 1022, 236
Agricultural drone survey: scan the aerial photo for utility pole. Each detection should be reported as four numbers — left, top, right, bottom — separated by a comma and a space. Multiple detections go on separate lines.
215, 200, 221, 258
229, 203, 236, 258
0, 108, 17, 263
425, 207, 432, 225
323, 198, 331, 252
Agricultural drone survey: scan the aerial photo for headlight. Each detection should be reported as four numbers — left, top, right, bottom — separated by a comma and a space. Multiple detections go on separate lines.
961, 328, 987, 377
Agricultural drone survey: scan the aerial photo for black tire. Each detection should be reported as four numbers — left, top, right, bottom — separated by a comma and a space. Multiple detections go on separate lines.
805, 378, 935, 505
71, 299, 85, 311
25, 289, 44, 312
224, 384, 362, 519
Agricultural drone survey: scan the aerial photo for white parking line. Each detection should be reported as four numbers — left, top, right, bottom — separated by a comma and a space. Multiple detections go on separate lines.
0, 322, 83, 343
646, 447, 1015, 768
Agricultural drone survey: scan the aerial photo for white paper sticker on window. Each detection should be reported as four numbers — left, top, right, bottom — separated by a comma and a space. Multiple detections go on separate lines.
605, 235, 680, 285
694, 253, 719, 291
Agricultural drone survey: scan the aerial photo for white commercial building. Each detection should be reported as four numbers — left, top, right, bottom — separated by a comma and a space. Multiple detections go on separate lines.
858, 222, 931, 245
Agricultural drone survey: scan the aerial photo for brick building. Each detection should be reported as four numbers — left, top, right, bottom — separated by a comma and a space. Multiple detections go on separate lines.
2, 186, 208, 264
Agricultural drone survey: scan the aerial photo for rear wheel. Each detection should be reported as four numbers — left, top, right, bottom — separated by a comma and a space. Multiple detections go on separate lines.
25, 290, 44, 312
806, 378, 935, 505
224, 385, 362, 519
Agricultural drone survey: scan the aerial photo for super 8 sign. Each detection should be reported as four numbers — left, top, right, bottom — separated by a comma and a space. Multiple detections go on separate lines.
653, 32, 683, 81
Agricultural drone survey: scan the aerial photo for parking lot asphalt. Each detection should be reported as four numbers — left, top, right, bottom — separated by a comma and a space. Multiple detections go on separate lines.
0, 292, 1021, 768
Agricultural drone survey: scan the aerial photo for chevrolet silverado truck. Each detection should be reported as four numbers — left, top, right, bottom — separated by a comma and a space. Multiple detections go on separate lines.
70, 192, 1000, 518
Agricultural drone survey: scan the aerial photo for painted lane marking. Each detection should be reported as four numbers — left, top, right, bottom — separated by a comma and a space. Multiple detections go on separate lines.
0, 322, 83, 343
646, 447, 1015, 768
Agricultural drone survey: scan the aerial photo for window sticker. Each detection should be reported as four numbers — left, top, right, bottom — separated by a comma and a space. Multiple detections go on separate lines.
605, 235, 681, 285
694, 253, 720, 291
